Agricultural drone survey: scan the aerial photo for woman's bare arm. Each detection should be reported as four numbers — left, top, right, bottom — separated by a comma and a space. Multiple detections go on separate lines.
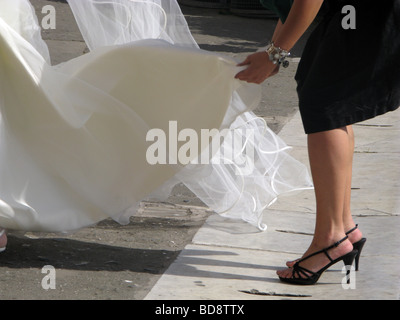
273, 0, 324, 51
272, 19, 284, 44
235, 0, 324, 84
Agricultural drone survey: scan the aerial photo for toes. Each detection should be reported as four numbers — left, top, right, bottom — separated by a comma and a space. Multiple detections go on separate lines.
286, 260, 297, 267
277, 267, 293, 279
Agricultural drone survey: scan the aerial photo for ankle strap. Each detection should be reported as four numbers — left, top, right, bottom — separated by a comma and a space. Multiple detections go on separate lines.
327, 235, 349, 250
346, 224, 358, 235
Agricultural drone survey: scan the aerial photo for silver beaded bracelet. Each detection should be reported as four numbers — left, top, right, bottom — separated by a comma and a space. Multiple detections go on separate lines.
265, 42, 290, 68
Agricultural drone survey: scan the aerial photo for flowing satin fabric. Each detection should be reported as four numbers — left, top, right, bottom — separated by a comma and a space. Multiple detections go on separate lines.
0, 0, 312, 232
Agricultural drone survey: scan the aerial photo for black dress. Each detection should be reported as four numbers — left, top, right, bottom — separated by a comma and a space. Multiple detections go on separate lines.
294, 0, 400, 134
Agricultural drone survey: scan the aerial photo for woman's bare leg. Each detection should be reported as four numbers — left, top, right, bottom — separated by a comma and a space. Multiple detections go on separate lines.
278, 127, 353, 278
285, 125, 362, 268
342, 125, 363, 242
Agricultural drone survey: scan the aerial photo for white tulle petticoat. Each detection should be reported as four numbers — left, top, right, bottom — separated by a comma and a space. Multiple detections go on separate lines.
0, 0, 312, 233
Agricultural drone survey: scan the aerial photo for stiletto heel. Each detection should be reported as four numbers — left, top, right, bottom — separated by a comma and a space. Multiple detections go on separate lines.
353, 238, 366, 271
342, 250, 358, 284
279, 235, 358, 285
346, 224, 367, 271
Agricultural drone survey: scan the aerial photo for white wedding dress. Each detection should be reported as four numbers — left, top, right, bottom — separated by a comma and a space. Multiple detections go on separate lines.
0, 0, 312, 233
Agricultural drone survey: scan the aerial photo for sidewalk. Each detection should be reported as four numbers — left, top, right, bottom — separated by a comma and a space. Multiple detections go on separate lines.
145, 107, 400, 300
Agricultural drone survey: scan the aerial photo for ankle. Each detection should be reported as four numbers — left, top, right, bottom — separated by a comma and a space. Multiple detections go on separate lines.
313, 224, 347, 244
347, 227, 363, 243
343, 221, 364, 242
311, 232, 348, 250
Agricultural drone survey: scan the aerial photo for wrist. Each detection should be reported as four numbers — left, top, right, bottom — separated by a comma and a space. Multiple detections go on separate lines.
264, 41, 291, 68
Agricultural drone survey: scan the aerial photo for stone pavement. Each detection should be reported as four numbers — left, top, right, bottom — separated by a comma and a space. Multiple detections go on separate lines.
145, 107, 400, 300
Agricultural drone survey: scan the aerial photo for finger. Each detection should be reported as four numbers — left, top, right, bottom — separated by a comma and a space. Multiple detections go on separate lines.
237, 57, 251, 66
234, 70, 247, 79
235, 72, 254, 82
236, 70, 259, 83
235, 64, 254, 77
234, 72, 242, 79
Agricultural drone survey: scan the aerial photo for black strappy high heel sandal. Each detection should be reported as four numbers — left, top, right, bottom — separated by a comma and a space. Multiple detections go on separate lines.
346, 224, 367, 271
279, 236, 358, 285
286, 225, 367, 270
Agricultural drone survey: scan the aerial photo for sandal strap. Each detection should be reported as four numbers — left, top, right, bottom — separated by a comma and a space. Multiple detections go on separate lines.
296, 235, 349, 264
346, 224, 358, 235
292, 263, 317, 279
